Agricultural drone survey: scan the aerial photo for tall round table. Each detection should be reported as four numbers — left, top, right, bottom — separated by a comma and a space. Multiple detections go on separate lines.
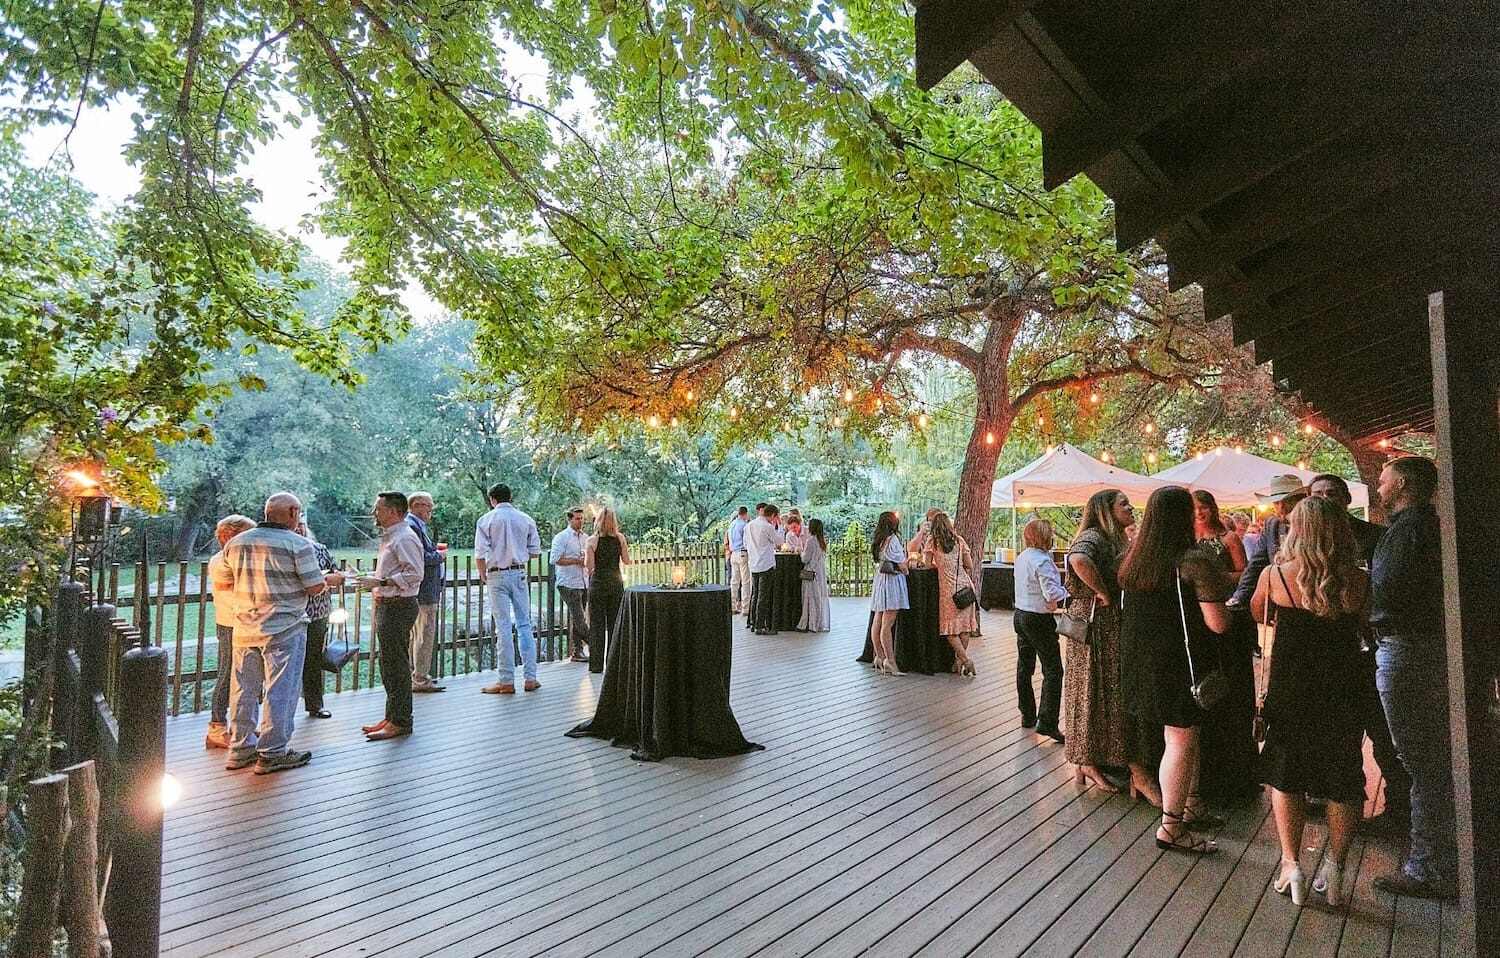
769, 552, 805, 632
981, 562, 1015, 610
566, 584, 763, 762
856, 567, 953, 674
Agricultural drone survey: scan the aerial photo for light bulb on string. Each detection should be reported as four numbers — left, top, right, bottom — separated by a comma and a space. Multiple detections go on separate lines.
646, 414, 661, 429
842, 387, 855, 404
1270, 434, 1283, 448
984, 431, 995, 445
1378, 438, 1392, 449
1100, 450, 1112, 464
1089, 391, 1101, 405
685, 389, 695, 402
1143, 422, 1156, 435
1302, 423, 1316, 436
669, 416, 679, 428
833, 416, 844, 428
728, 406, 739, 420
917, 413, 929, 429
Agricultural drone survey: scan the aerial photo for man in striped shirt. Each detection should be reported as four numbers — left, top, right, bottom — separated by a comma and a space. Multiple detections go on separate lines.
214, 492, 337, 774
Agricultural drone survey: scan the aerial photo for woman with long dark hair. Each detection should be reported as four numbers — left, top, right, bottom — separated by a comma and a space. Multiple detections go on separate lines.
1251, 497, 1368, 906
869, 510, 909, 675
1063, 489, 1160, 802
922, 511, 979, 676
1193, 489, 1259, 805
797, 518, 831, 632
1119, 486, 1234, 855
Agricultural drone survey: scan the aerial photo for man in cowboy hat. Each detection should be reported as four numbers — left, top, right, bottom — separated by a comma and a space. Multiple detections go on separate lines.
1227, 474, 1306, 607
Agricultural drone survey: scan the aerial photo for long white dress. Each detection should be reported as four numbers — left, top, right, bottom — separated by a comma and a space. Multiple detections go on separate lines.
869, 534, 910, 612
797, 537, 831, 632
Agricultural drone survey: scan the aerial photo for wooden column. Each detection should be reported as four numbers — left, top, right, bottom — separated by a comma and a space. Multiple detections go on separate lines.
1428, 288, 1500, 956
105, 645, 166, 958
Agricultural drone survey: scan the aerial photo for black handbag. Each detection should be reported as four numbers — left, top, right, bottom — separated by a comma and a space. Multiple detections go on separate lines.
322, 610, 359, 673
878, 559, 903, 575
1176, 571, 1227, 710
951, 548, 976, 609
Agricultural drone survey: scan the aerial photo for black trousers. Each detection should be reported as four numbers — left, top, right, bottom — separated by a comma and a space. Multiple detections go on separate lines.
375, 597, 419, 728
588, 587, 622, 674
749, 569, 776, 632
303, 616, 328, 712
559, 586, 590, 657
1360, 646, 1411, 818
1014, 610, 1064, 731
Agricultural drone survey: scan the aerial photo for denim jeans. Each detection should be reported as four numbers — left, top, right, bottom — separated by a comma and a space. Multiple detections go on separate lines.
487, 570, 537, 683
210, 624, 234, 725
227, 625, 308, 760
1376, 635, 1457, 883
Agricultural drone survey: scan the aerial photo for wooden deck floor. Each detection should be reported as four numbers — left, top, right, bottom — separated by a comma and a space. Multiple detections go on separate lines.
160, 598, 1459, 957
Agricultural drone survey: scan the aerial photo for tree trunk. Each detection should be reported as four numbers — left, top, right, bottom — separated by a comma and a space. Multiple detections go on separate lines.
1344, 438, 1390, 523
952, 309, 1019, 571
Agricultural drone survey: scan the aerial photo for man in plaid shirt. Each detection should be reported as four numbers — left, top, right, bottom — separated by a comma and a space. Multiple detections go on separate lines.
214, 492, 339, 774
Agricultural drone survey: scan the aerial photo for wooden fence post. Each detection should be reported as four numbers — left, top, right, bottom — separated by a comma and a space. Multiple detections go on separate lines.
74, 605, 114, 766
61, 760, 107, 958
8, 773, 70, 958
104, 645, 165, 958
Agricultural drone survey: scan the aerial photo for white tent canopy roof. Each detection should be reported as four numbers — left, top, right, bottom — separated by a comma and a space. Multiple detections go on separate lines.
990, 443, 1163, 508
1150, 447, 1370, 510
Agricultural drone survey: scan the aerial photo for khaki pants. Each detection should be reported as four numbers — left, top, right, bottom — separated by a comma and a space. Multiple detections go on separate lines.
730, 551, 752, 612
410, 603, 439, 685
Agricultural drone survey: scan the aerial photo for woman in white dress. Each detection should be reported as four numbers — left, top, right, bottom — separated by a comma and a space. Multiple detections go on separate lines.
797, 518, 832, 632
869, 510, 910, 675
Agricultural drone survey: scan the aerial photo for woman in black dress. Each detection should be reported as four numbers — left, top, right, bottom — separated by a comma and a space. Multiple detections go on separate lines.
1119, 486, 1234, 855
1251, 497, 1368, 907
1192, 490, 1260, 805
585, 507, 632, 675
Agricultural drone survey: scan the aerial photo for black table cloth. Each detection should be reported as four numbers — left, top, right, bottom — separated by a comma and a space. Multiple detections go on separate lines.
856, 567, 953, 675
567, 584, 762, 762
981, 563, 1015, 610
768, 551, 805, 632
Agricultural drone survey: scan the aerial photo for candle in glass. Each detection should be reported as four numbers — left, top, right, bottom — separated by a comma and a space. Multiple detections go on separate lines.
671, 565, 687, 587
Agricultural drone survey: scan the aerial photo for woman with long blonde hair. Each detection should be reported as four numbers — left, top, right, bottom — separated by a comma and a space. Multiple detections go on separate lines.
1251, 497, 1368, 907
585, 507, 632, 673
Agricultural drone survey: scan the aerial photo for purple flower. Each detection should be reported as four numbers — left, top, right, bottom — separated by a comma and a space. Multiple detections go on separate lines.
98, 407, 119, 424
41, 301, 60, 317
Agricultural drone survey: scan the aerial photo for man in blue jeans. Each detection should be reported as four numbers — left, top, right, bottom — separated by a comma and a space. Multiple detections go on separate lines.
1370, 455, 1457, 900
475, 483, 542, 694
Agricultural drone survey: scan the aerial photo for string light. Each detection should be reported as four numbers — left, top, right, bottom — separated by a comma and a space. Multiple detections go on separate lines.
917, 413, 929, 429
1100, 451, 1113, 463
985, 431, 996, 445
1302, 423, 1315, 436
729, 406, 739, 420
1143, 422, 1156, 435
685, 389, 695, 401
842, 387, 855, 403
833, 416, 844, 428
646, 414, 661, 429
1378, 438, 1392, 449
1270, 434, 1283, 448
669, 416, 679, 428
1089, 391, 1101, 405
1036, 415, 1045, 427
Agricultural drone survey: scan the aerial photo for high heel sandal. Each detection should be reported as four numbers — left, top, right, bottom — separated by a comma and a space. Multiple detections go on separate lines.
1129, 780, 1163, 809
1274, 858, 1308, 905
959, 657, 977, 677
1073, 765, 1120, 793
1156, 811, 1219, 856
1313, 856, 1344, 907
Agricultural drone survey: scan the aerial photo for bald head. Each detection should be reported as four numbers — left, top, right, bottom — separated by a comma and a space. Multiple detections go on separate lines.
264, 492, 303, 526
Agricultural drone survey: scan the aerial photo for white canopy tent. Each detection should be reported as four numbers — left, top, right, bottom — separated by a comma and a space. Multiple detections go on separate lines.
1151, 447, 1370, 512
990, 442, 1163, 509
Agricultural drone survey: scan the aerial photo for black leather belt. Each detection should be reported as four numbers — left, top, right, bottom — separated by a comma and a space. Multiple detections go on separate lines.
488, 564, 525, 572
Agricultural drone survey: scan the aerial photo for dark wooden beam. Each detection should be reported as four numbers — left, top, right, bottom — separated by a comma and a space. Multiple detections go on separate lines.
1244, 280, 1436, 359
1429, 288, 1500, 957
913, 0, 1031, 90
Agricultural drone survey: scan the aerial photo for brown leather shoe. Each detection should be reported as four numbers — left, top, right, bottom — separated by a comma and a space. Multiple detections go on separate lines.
524, 679, 540, 692
482, 683, 516, 694
366, 724, 411, 741
361, 719, 389, 734
205, 723, 228, 750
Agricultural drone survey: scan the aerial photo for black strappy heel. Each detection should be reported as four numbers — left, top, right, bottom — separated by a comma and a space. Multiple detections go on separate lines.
1157, 811, 1219, 855
1182, 794, 1227, 831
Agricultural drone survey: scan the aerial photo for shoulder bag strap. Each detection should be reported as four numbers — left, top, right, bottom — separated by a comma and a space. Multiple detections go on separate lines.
1175, 568, 1199, 686
1274, 565, 1297, 609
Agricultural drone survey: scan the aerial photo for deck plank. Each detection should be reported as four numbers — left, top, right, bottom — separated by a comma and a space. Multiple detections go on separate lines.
157, 598, 1457, 957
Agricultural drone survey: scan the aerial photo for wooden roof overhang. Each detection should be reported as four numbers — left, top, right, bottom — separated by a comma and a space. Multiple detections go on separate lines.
914, 2, 1500, 440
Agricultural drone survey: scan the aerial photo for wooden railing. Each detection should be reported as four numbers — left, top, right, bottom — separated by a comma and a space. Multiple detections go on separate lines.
89, 539, 739, 716
28, 579, 167, 956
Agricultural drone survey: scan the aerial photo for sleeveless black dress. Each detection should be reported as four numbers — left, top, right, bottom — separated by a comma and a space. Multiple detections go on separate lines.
1120, 564, 1216, 729
587, 535, 625, 674
1195, 536, 1261, 804
1257, 581, 1367, 805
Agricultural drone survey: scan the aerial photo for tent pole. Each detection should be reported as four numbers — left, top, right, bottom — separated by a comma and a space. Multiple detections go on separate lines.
1011, 505, 1018, 553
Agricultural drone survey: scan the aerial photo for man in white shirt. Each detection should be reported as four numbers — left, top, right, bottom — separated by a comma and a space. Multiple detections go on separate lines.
475, 482, 542, 693
358, 491, 425, 741
550, 507, 590, 663
744, 504, 782, 634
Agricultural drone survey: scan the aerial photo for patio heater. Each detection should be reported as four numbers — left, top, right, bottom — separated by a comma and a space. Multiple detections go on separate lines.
65, 468, 115, 605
